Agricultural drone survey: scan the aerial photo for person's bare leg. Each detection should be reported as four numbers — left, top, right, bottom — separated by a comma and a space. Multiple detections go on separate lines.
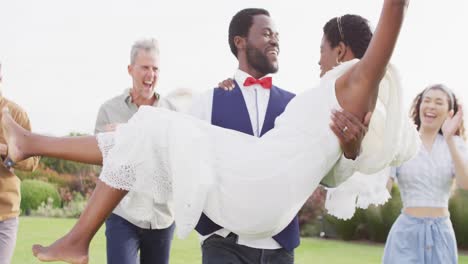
32, 180, 128, 263
1, 108, 102, 165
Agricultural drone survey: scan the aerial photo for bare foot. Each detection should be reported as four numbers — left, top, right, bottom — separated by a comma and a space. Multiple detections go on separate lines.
32, 234, 89, 264
1, 107, 29, 163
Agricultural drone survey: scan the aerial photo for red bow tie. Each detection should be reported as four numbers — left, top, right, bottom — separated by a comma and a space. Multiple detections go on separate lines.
243, 76, 272, 89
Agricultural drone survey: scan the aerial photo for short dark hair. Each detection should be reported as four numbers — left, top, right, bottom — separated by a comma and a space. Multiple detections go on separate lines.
323, 14, 373, 59
228, 8, 270, 57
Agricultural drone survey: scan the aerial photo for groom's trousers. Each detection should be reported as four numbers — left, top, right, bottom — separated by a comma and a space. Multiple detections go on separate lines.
202, 233, 294, 264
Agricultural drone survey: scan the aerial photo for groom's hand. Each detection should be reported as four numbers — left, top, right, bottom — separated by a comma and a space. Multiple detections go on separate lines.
104, 123, 120, 132
218, 78, 235, 91
330, 110, 372, 160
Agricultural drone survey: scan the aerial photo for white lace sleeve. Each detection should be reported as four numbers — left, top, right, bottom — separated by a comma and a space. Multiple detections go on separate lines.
97, 132, 138, 191
96, 132, 114, 160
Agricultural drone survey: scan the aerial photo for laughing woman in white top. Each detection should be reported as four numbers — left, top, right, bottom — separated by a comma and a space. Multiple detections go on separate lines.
383, 84, 468, 264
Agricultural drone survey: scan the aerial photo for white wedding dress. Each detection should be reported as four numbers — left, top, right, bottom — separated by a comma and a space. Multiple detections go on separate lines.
97, 59, 420, 239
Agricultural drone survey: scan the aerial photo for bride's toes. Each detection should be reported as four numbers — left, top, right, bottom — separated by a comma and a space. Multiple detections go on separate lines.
31, 240, 89, 264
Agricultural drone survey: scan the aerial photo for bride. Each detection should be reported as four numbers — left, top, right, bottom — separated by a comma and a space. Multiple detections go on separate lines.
2, 0, 413, 263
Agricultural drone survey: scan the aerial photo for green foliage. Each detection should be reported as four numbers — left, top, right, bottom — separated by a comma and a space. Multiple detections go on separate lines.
299, 187, 327, 237
31, 192, 86, 218
363, 186, 402, 242
300, 222, 322, 237
15, 132, 99, 218
16, 160, 99, 201
319, 184, 468, 249
16, 167, 68, 187
325, 185, 402, 241
326, 208, 366, 240
20, 180, 61, 214
449, 189, 468, 248
39, 157, 100, 176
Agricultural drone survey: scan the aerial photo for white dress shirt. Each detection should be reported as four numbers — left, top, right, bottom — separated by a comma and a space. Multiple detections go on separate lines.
191, 70, 271, 137
190, 69, 281, 249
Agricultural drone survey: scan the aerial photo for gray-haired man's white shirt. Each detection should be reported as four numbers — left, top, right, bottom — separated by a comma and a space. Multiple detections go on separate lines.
94, 88, 177, 229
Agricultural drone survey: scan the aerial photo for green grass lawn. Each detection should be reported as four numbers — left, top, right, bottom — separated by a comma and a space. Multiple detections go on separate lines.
12, 217, 468, 263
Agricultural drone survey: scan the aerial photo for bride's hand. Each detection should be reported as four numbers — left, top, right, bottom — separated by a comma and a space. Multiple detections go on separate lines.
442, 105, 463, 139
330, 110, 371, 160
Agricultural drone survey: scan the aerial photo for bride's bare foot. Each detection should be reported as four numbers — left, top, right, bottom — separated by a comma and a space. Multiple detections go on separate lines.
1, 107, 30, 165
32, 234, 89, 264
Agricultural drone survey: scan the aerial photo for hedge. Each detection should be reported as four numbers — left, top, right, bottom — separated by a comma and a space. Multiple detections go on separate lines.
20, 179, 61, 214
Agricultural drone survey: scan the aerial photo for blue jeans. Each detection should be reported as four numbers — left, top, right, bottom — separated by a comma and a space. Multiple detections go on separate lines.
202, 233, 294, 264
105, 213, 175, 264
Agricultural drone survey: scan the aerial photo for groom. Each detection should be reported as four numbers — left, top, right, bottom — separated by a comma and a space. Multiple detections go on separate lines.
190, 8, 366, 264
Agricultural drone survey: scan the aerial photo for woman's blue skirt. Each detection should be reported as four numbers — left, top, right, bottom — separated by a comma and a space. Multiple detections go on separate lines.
382, 213, 457, 264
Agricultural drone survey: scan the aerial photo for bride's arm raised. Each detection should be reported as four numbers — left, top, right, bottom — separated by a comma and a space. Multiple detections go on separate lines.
336, 0, 409, 119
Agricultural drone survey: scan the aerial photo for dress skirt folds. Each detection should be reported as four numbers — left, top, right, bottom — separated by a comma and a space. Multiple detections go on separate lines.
96, 60, 420, 239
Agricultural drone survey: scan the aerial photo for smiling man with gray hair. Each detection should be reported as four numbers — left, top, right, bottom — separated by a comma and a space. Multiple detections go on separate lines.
94, 38, 184, 264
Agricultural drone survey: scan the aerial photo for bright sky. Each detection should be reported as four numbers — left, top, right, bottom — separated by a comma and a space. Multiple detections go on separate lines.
0, 0, 466, 135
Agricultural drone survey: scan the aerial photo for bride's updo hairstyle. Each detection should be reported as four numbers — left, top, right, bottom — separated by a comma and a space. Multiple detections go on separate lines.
323, 14, 373, 59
